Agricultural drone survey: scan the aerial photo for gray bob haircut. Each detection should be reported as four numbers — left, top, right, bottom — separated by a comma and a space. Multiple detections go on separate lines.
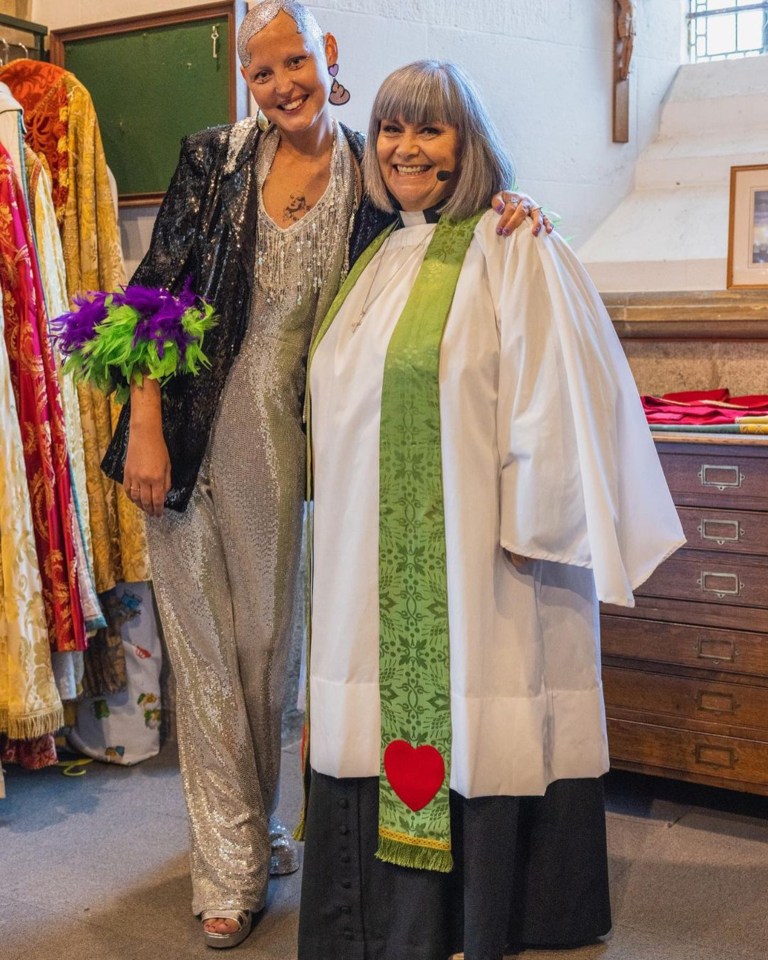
363, 60, 515, 221
237, 1, 324, 67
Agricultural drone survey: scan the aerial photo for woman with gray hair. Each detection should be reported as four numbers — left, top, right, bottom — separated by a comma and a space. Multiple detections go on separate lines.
299, 59, 684, 960
101, 2, 547, 950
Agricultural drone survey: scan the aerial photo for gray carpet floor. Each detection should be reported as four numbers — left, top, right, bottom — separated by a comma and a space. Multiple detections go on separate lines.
2, 736, 768, 960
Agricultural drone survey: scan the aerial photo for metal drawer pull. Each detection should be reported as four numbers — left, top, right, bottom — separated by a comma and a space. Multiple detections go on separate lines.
695, 744, 736, 769
697, 518, 743, 545
696, 691, 737, 715
697, 571, 743, 597
696, 638, 736, 662
698, 463, 745, 490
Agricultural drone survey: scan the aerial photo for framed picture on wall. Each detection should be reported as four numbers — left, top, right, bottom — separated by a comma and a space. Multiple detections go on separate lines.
727, 164, 768, 289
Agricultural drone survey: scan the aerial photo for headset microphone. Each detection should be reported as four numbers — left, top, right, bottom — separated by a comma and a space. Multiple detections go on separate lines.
435, 170, 454, 182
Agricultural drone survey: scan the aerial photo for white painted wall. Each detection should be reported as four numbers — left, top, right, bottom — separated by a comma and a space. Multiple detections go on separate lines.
33, 0, 684, 274
580, 56, 768, 291
33, 0, 215, 30
313, 0, 682, 248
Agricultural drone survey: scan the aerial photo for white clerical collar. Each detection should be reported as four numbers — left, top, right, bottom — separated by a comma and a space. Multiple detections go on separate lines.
398, 202, 444, 228
399, 210, 429, 227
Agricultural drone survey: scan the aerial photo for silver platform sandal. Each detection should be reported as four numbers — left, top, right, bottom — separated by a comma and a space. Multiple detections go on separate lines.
201, 909, 253, 950
269, 815, 300, 876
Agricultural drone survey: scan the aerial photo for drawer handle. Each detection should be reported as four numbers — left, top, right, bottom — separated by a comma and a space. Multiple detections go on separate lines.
698, 463, 745, 490
696, 691, 737, 715
697, 518, 744, 545
695, 744, 736, 769
696, 638, 736, 663
697, 571, 743, 597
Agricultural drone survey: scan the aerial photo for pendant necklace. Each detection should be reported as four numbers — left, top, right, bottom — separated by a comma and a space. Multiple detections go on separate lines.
351, 230, 433, 331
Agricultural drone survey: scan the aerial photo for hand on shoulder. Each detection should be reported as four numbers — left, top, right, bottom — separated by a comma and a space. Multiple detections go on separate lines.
492, 191, 554, 237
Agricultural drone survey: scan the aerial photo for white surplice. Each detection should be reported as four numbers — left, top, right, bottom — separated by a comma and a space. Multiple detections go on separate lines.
309, 210, 684, 798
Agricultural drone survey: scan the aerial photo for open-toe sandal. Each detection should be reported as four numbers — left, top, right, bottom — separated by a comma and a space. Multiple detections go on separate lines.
201, 909, 253, 950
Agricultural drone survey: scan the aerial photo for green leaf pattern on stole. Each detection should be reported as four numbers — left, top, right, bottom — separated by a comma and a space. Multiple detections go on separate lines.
378, 212, 484, 870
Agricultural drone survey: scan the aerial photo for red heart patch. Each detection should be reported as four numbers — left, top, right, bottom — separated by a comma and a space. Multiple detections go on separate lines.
383, 740, 445, 812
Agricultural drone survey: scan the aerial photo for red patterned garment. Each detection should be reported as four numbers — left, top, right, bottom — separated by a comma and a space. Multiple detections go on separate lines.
642, 389, 768, 424
1, 733, 57, 770
0, 59, 70, 225
0, 144, 86, 652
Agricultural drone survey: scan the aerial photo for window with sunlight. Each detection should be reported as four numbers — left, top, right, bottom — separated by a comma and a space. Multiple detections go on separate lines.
687, 1, 768, 61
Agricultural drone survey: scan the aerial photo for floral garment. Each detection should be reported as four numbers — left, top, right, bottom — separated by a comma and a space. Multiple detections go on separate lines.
2, 60, 150, 592
0, 143, 86, 653
0, 281, 63, 742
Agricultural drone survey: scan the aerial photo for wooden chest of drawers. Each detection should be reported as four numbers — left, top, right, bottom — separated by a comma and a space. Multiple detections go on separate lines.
601, 435, 768, 794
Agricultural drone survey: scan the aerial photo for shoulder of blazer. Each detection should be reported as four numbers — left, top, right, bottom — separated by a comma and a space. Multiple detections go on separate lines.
183, 119, 361, 178
179, 118, 262, 178
340, 123, 366, 165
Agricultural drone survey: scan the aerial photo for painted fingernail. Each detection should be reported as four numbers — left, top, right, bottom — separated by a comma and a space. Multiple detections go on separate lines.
503, 227, 512, 236
496, 226, 504, 235
495, 203, 505, 213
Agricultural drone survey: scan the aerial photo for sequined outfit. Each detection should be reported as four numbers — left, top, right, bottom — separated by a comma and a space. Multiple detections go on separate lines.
102, 117, 389, 918
148, 123, 354, 913
103, 120, 391, 507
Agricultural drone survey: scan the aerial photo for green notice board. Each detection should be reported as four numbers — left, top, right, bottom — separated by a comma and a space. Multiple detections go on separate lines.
62, 16, 234, 202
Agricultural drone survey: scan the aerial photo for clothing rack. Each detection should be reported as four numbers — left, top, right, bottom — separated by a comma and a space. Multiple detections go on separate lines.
0, 13, 47, 62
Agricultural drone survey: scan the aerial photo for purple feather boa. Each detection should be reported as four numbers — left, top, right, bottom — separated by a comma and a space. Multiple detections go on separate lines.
54, 279, 201, 360
54, 290, 112, 353
126, 280, 198, 359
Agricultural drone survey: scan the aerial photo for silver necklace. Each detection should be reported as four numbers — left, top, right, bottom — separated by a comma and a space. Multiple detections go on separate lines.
351, 230, 433, 331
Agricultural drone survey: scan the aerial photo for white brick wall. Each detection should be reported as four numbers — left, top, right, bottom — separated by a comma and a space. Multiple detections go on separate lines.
580, 56, 768, 291
33, 0, 684, 271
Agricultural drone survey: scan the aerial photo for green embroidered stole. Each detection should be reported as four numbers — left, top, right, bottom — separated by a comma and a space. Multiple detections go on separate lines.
305, 212, 483, 871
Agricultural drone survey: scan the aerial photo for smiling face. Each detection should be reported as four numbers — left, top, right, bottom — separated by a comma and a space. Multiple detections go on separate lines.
240, 11, 335, 139
376, 118, 460, 212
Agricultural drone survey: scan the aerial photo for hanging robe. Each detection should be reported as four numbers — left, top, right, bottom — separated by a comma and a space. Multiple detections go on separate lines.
0, 60, 149, 592
61, 71, 150, 591
25, 144, 106, 698
0, 142, 86, 653
0, 278, 64, 742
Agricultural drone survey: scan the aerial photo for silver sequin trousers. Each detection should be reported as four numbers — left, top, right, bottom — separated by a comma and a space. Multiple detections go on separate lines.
144, 117, 353, 917
147, 408, 304, 915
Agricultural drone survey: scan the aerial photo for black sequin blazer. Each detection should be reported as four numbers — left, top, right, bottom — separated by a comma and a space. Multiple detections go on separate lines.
101, 121, 394, 512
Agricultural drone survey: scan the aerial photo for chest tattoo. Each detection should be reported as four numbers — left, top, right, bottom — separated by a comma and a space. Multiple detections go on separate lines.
284, 193, 312, 222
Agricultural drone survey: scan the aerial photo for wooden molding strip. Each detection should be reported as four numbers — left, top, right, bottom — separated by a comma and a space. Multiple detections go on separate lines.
652, 433, 768, 447
603, 290, 768, 340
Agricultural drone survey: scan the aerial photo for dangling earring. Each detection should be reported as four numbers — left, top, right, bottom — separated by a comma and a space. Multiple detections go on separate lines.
256, 107, 270, 132
328, 63, 350, 105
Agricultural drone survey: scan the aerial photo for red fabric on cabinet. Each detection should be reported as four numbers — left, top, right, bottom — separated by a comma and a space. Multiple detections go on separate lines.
642, 390, 768, 425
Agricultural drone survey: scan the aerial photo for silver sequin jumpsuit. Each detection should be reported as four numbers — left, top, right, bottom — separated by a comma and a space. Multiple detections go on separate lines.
147, 122, 356, 915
